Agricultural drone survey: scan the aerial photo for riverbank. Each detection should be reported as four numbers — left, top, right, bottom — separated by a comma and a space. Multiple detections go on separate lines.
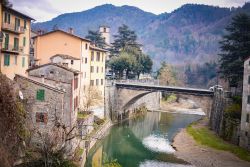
173, 119, 250, 167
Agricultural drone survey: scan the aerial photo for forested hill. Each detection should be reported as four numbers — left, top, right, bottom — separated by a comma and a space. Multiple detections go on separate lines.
32, 3, 250, 68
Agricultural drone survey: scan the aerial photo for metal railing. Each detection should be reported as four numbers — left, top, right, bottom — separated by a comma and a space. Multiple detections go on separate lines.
1, 43, 24, 53
2, 23, 25, 34
106, 79, 159, 86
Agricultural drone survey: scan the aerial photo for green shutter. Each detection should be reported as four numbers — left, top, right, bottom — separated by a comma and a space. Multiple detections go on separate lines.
14, 38, 19, 50
24, 20, 27, 29
22, 57, 25, 67
5, 34, 9, 50
23, 37, 25, 46
4, 54, 10, 66
36, 89, 45, 101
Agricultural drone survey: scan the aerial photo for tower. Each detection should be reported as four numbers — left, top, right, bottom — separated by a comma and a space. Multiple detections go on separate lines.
99, 26, 110, 45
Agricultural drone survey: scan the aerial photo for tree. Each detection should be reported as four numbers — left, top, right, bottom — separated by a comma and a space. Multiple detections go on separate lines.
157, 62, 178, 86
0, 74, 26, 167
108, 52, 136, 79
111, 24, 141, 55
1, 0, 12, 7
219, 13, 250, 88
85, 30, 106, 49
81, 86, 102, 112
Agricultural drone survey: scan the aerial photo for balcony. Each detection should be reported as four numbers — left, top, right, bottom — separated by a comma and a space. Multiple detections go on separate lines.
2, 23, 25, 34
1, 44, 24, 54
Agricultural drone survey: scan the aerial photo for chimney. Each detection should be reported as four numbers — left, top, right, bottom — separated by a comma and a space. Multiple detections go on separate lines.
41, 75, 45, 83
68, 27, 74, 34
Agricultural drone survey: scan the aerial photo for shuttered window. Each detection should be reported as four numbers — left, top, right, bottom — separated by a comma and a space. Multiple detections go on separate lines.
22, 57, 25, 67
36, 89, 45, 101
4, 54, 10, 66
36, 112, 48, 124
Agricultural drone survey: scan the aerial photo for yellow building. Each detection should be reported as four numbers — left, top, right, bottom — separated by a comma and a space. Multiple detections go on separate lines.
0, 4, 34, 79
33, 29, 107, 111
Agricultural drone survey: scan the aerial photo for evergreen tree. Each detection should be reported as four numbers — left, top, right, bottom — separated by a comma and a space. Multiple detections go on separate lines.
111, 24, 141, 55
85, 30, 106, 49
219, 13, 250, 87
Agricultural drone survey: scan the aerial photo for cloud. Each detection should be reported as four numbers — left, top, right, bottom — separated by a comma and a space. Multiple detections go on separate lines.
10, 0, 61, 22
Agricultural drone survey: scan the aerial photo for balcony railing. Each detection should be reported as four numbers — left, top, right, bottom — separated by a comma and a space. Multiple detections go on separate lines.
1, 43, 24, 54
2, 23, 25, 34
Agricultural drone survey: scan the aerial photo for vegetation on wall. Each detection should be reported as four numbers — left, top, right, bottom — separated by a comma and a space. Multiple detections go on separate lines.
0, 74, 27, 167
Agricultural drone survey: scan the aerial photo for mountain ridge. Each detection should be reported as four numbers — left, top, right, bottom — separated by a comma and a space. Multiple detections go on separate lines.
32, 3, 250, 68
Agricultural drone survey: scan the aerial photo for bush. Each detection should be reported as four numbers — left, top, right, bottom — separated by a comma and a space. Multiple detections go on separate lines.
224, 103, 241, 119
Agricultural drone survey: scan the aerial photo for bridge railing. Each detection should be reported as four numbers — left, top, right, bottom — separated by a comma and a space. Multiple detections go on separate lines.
106, 79, 160, 86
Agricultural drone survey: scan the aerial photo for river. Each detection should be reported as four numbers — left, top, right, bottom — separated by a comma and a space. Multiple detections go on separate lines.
86, 111, 202, 167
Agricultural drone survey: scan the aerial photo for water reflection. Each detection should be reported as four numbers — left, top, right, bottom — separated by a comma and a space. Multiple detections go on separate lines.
86, 112, 201, 167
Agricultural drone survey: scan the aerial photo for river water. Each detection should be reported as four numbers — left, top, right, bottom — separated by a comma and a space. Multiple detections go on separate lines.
86, 111, 202, 167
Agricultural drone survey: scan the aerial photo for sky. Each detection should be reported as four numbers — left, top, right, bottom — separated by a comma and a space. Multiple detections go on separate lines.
10, 0, 250, 22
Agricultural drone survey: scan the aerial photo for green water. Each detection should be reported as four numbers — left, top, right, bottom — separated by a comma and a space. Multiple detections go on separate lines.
86, 112, 202, 167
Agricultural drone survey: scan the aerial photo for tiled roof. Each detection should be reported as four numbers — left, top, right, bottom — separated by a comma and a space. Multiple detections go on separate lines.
50, 54, 80, 60
3, 6, 35, 20
27, 63, 81, 74
89, 45, 108, 52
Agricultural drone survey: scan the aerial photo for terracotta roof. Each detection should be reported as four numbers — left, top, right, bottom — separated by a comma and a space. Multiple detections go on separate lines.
89, 45, 108, 52
15, 74, 65, 93
27, 63, 81, 74
3, 6, 35, 20
50, 54, 80, 60
32, 29, 91, 42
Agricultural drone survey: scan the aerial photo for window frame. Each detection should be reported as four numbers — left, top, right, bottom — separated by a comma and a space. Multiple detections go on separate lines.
36, 89, 45, 101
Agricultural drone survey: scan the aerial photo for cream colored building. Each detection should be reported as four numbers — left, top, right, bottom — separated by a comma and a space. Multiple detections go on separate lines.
0, 4, 34, 79
33, 29, 107, 111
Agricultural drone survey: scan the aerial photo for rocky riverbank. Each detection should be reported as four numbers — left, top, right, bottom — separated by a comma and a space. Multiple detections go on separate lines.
172, 119, 250, 167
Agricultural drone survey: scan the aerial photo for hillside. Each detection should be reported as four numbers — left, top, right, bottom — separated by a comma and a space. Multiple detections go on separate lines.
32, 3, 250, 68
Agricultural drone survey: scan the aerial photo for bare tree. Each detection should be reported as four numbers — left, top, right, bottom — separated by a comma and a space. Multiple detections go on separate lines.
81, 86, 102, 113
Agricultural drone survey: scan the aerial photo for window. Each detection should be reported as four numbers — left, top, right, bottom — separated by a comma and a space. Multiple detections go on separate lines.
246, 131, 248, 137
71, 60, 74, 65
91, 66, 94, 73
4, 33, 9, 50
85, 58, 87, 64
91, 51, 94, 61
22, 57, 25, 67
247, 114, 250, 123
96, 79, 99, 86
14, 38, 19, 51
4, 12, 10, 24
96, 67, 99, 73
23, 37, 26, 46
74, 77, 78, 90
101, 79, 103, 85
104, 27, 106, 32
15, 18, 20, 31
90, 80, 94, 86
4, 54, 10, 66
14, 56, 17, 65
36, 89, 45, 101
85, 43, 88, 50
36, 112, 48, 123
96, 52, 100, 61
24, 20, 27, 29
74, 96, 79, 110
248, 96, 250, 104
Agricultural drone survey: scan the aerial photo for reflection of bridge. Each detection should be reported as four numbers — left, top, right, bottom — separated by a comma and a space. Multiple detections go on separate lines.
105, 81, 214, 121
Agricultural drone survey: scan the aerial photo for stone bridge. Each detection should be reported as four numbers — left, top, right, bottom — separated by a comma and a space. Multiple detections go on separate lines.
105, 82, 214, 121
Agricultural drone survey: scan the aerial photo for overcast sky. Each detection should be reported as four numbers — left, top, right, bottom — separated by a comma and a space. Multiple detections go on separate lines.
10, 0, 250, 22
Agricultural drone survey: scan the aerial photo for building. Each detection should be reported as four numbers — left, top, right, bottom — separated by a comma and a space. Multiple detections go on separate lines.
99, 26, 110, 46
26, 63, 81, 128
240, 57, 250, 150
15, 74, 65, 143
33, 29, 107, 113
0, 4, 34, 79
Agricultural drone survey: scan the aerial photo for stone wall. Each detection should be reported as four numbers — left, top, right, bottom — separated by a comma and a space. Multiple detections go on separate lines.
105, 85, 161, 122
210, 89, 241, 145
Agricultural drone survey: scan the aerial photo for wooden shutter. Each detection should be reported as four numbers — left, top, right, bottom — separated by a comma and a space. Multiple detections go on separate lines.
36, 89, 45, 101
4, 54, 10, 66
